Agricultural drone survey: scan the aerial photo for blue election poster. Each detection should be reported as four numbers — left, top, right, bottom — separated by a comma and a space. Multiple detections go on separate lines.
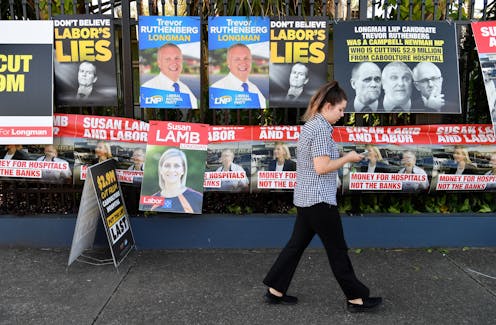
139, 16, 201, 109
208, 16, 270, 109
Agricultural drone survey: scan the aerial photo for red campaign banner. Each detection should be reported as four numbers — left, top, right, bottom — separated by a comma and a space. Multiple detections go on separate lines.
54, 114, 78, 137
431, 124, 496, 145
55, 114, 148, 185
333, 125, 496, 145
253, 126, 301, 141
208, 125, 252, 143
472, 21, 496, 54
333, 125, 432, 145
54, 113, 149, 144
147, 121, 209, 149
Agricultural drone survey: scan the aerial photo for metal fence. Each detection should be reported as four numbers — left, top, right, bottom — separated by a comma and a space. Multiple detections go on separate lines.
2, 0, 494, 124
0, 0, 495, 215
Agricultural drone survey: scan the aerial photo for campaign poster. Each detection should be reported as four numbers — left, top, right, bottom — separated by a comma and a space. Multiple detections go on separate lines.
270, 17, 328, 107
88, 159, 135, 266
54, 114, 148, 186
251, 126, 299, 191
430, 125, 496, 192
204, 126, 251, 192
0, 143, 72, 183
0, 21, 53, 145
0, 115, 73, 183
336, 125, 433, 194
334, 21, 461, 114
139, 121, 208, 214
53, 15, 117, 107
472, 21, 496, 133
138, 16, 201, 109
208, 16, 270, 109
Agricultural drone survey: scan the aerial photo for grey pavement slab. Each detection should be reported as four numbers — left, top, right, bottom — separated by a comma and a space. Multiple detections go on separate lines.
444, 248, 496, 296
1, 248, 495, 325
0, 248, 129, 325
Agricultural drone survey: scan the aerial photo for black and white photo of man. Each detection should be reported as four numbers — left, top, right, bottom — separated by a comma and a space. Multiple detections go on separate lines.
76, 61, 99, 100
286, 63, 310, 101
412, 62, 445, 112
381, 61, 413, 112
350, 62, 382, 113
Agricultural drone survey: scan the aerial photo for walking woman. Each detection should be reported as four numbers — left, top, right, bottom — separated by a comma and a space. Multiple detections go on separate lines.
262, 81, 382, 313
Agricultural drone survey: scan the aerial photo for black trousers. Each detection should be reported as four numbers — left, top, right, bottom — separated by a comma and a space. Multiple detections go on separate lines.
263, 203, 370, 300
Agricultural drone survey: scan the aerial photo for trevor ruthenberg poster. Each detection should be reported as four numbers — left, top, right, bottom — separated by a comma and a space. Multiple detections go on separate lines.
53, 15, 117, 107
208, 16, 270, 109
139, 121, 208, 214
270, 17, 328, 108
139, 16, 201, 109
334, 21, 461, 114
0, 20, 54, 145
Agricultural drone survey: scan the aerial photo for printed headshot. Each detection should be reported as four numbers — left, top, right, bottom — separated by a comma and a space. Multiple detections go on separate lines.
140, 43, 200, 109
140, 146, 205, 214
350, 62, 382, 113
209, 43, 269, 108
205, 147, 250, 192
54, 61, 118, 106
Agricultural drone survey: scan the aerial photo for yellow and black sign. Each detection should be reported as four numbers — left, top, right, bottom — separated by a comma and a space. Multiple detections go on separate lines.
53, 15, 117, 107
269, 17, 329, 108
89, 159, 135, 265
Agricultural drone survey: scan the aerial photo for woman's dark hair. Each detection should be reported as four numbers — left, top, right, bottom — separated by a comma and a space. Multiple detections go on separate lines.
302, 81, 347, 121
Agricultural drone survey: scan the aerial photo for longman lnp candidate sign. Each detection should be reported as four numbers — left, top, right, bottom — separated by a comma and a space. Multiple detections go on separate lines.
0, 21, 54, 144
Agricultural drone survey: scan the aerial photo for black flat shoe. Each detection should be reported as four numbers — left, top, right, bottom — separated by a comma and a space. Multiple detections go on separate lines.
347, 297, 383, 313
264, 289, 298, 305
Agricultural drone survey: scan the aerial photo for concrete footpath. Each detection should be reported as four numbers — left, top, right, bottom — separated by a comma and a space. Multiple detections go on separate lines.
1, 248, 496, 325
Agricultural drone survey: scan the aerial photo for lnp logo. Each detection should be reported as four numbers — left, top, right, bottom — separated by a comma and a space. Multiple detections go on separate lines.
145, 95, 164, 105
214, 95, 232, 105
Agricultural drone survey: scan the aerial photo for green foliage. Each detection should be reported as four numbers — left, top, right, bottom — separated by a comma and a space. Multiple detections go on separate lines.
226, 203, 254, 215
384, 0, 466, 21
438, 248, 449, 255
338, 193, 496, 215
